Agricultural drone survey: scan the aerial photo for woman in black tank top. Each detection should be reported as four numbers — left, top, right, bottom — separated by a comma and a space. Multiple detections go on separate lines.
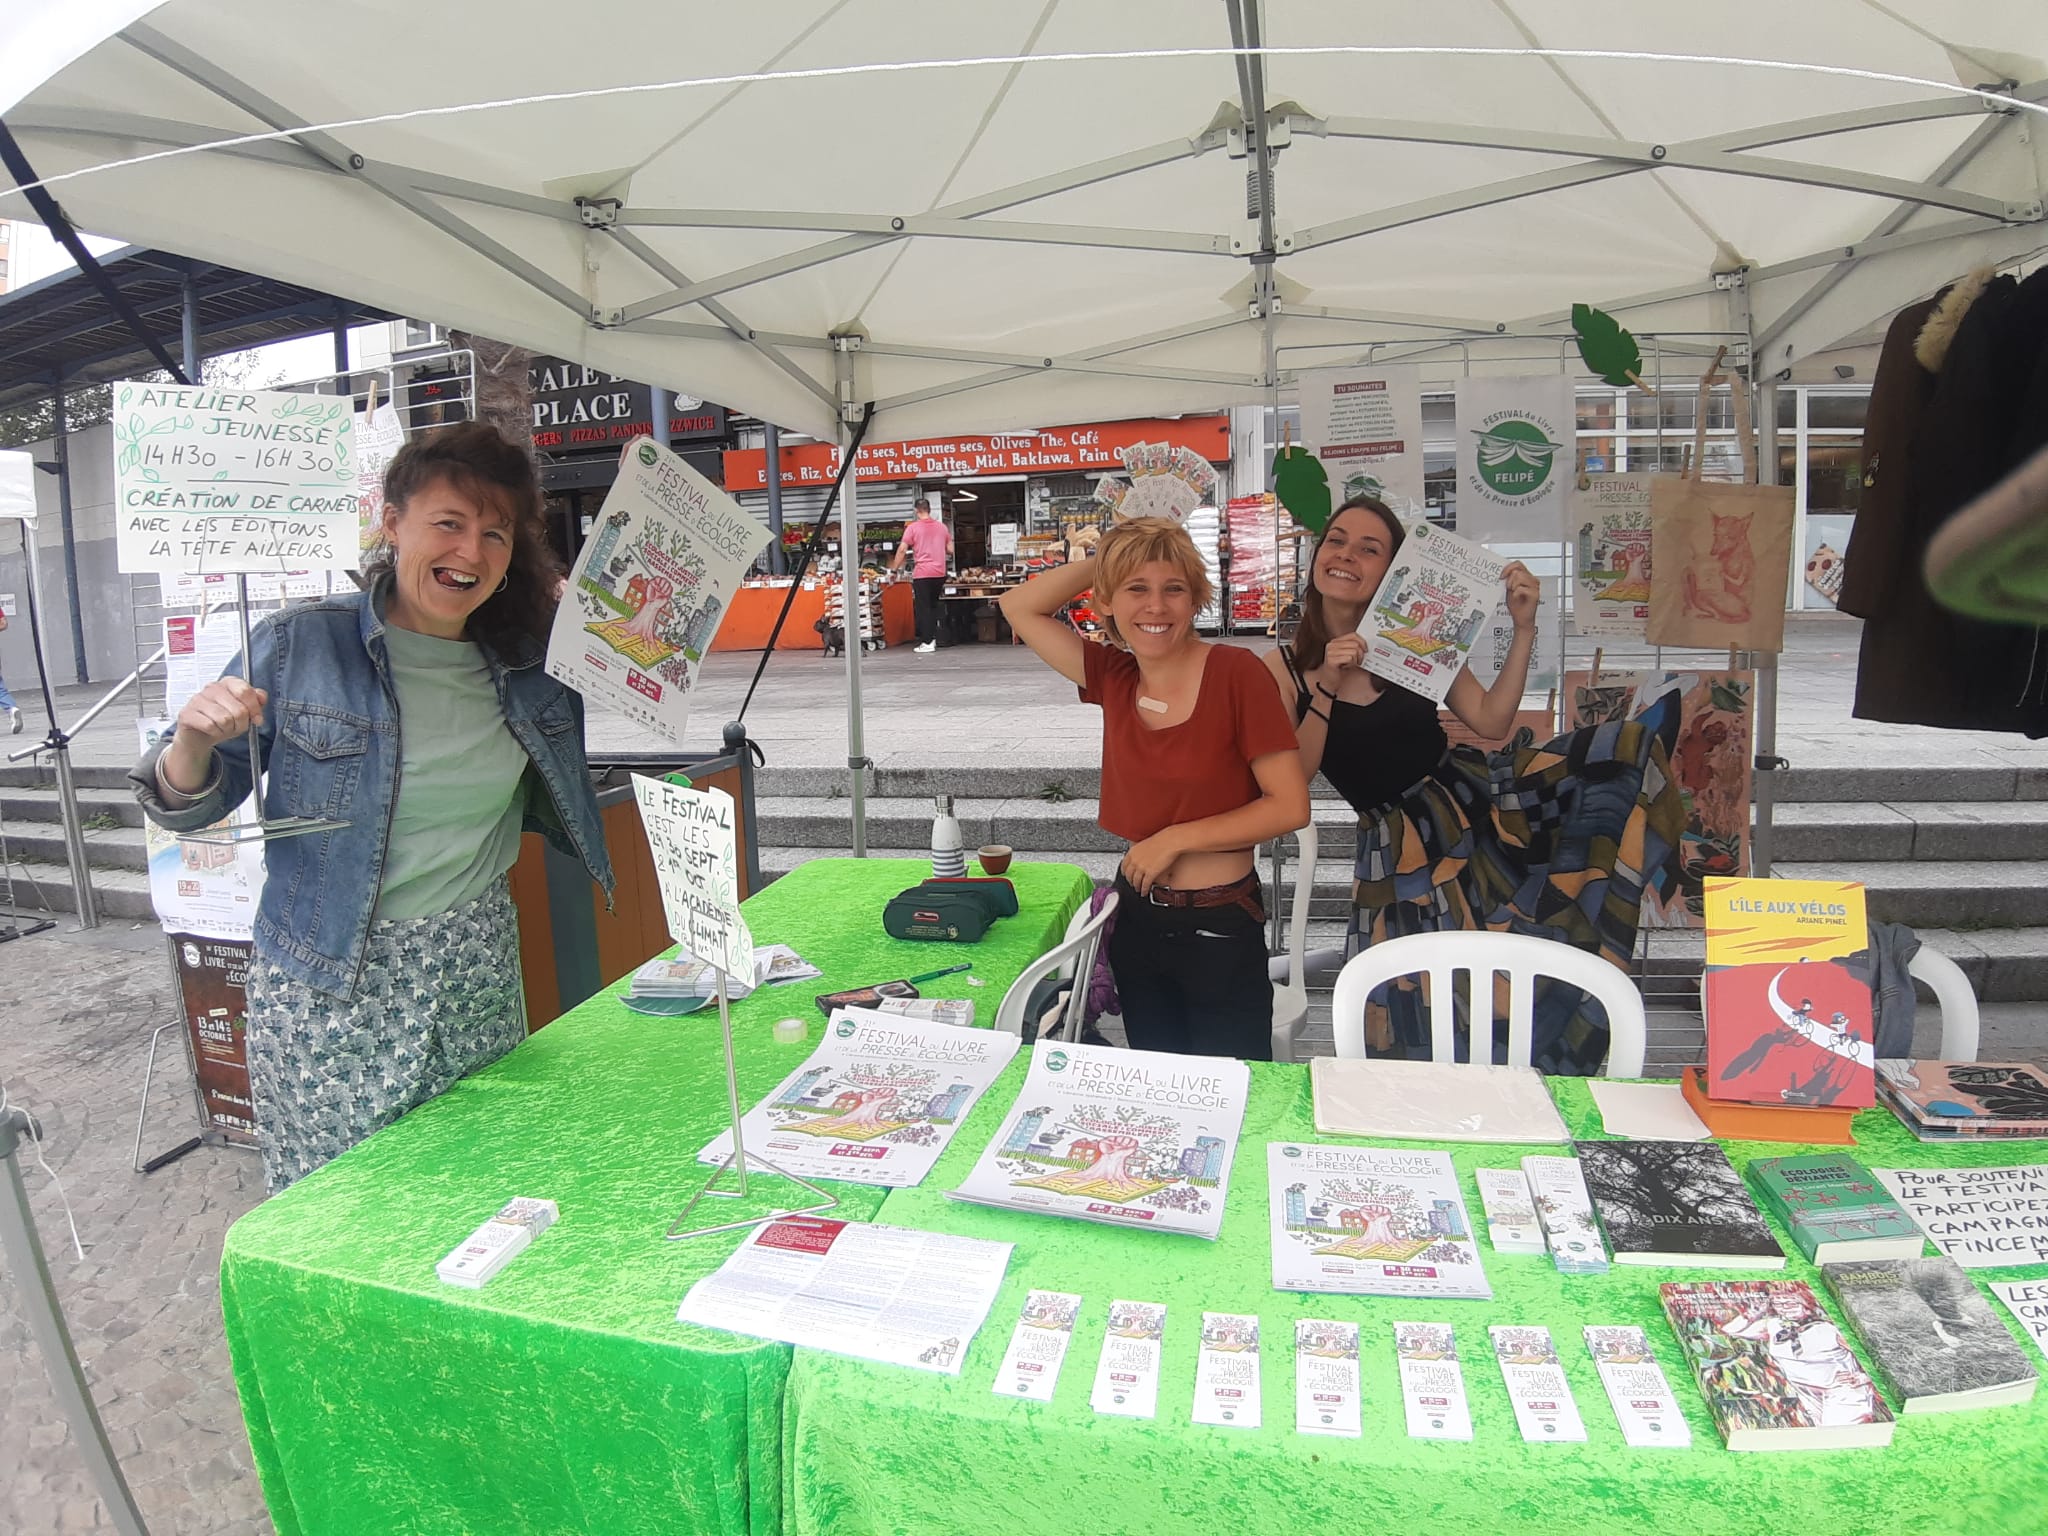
1263, 496, 1686, 1075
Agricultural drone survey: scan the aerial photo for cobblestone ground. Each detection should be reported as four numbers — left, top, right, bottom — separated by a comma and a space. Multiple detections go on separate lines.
1, 921, 271, 1536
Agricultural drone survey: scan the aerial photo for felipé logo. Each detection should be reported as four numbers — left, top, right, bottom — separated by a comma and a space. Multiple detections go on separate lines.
835, 1020, 857, 1038
1045, 1050, 1068, 1072
636, 441, 659, 467
1471, 412, 1563, 503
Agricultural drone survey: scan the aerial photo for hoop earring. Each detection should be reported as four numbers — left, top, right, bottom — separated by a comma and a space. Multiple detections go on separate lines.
494, 575, 509, 595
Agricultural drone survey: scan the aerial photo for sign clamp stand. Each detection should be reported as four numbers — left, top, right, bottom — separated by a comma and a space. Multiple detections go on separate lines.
665, 969, 838, 1241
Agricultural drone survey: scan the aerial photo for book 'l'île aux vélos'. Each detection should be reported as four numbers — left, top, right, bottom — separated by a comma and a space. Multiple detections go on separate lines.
1703, 877, 1875, 1110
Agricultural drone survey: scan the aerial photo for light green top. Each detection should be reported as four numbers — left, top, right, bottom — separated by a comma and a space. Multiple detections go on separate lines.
373, 624, 527, 921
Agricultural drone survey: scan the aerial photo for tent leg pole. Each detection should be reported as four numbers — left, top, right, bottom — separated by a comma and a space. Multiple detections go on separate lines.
834, 339, 869, 857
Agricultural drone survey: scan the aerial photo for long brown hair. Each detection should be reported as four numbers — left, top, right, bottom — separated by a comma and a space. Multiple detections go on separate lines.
1288, 494, 1405, 671
366, 421, 563, 651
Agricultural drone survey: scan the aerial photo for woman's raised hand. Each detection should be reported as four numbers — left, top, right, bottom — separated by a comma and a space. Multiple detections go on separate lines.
175, 677, 268, 753
1322, 631, 1367, 673
1502, 561, 1541, 629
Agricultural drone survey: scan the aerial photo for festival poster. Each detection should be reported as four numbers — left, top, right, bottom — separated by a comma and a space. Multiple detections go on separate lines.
111, 383, 356, 574
1267, 1142, 1491, 1300
1453, 376, 1576, 544
1358, 520, 1506, 704
166, 931, 258, 1144
1297, 365, 1427, 517
546, 437, 770, 742
1566, 668, 1754, 927
137, 720, 264, 940
352, 401, 406, 565
1570, 473, 1655, 637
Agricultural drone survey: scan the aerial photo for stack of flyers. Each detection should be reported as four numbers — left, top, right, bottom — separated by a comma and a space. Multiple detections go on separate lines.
1093, 441, 1217, 523
624, 945, 821, 1015
1522, 1155, 1609, 1274
1394, 1322, 1474, 1440
991, 1290, 1083, 1402
436, 1197, 558, 1289
1584, 1326, 1691, 1447
871, 996, 976, 1029
1294, 1320, 1362, 1437
1475, 1168, 1546, 1254
757, 944, 823, 985
1489, 1325, 1587, 1443
1192, 1313, 1262, 1429
1091, 1301, 1167, 1418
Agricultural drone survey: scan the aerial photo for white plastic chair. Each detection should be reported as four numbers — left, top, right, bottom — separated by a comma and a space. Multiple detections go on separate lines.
1907, 946, 1981, 1061
997, 890, 1120, 1042
1268, 821, 1318, 1064
1330, 929, 1648, 1077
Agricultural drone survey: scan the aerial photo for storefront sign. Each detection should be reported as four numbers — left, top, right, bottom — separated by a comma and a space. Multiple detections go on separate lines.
722, 416, 1231, 490
168, 931, 259, 1143
529, 358, 728, 451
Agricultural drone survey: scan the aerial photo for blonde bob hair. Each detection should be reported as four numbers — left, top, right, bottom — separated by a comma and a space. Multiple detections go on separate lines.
1091, 516, 1214, 649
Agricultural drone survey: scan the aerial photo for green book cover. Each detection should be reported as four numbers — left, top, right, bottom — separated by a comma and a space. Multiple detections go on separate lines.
1750, 1154, 1921, 1261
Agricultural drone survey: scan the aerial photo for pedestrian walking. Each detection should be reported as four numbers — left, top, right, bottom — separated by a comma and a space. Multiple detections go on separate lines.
890, 497, 954, 653
0, 607, 22, 733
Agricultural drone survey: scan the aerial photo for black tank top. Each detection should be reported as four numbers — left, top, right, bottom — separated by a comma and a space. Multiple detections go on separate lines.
1283, 648, 1448, 813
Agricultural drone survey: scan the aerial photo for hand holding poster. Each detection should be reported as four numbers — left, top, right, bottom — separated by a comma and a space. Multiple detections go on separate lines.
1297, 367, 1426, 517
112, 384, 356, 573
1358, 521, 1506, 704
547, 437, 770, 742
631, 774, 754, 980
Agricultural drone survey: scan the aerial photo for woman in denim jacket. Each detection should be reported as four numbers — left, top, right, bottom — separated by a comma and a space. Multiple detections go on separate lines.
133, 423, 614, 1192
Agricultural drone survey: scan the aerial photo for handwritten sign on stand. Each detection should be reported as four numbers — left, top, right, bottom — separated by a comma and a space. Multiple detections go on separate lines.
112, 383, 356, 573
632, 774, 754, 978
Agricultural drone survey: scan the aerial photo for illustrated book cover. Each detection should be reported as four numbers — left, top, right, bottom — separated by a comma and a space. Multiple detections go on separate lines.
1574, 1140, 1785, 1269
1876, 1060, 2048, 1139
1703, 876, 1875, 1108
1749, 1153, 1925, 1264
1822, 1256, 2039, 1414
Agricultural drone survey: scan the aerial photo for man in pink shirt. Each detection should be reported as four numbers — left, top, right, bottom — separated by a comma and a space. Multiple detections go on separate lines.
890, 498, 954, 653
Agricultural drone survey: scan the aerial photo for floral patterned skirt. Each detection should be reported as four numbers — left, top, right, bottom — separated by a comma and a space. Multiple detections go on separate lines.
244, 878, 525, 1193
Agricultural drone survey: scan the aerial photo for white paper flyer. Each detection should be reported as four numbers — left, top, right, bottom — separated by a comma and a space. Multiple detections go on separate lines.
697, 1007, 1019, 1188
1357, 520, 1507, 704
1297, 365, 1427, 517
992, 1290, 1083, 1402
1871, 1165, 2048, 1269
1091, 1300, 1167, 1418
136, 720, 263, 940
675, 1216, 1011, 1375
1394, 1322, 1474, 1441
949, 1041, 1249, 1240
351, 400, 406, 565
1193, 1312, 1263, 1429
546, 436, 770, 742
1268, 1143, 1491, 1300
1490, 1325, 1587, 1443
1584, 1325, 1691, 1448
1523, 1154, 1609, 1274
1570, 474, 1654, 637
1453, 375, 1576, 545
1293, 1319, 1363, 1438
1988, 1279, 2048, 1361
1475, 1168, 1546, 1255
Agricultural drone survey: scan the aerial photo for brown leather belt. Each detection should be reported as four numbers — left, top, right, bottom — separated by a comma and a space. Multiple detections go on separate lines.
1122, 872, 1264, 924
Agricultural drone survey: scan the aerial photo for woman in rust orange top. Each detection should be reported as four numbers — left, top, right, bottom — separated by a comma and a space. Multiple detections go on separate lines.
1000, 517, 1309, 1059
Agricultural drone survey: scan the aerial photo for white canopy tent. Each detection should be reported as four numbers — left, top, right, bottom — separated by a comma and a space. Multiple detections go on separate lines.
6, 1, 2047, 843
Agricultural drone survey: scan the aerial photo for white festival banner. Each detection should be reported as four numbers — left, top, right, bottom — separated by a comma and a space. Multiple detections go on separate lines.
112, 383, 356, 573
546, 437, 769, 743
1298, 366, 1427, 517
1454, 376, 1576, 545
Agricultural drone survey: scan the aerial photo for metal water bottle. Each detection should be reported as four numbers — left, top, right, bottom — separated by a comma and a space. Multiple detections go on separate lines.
931, 795, 966, 879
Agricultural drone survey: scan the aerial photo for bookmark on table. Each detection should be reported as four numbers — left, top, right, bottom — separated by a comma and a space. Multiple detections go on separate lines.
1489, 1325, 1587, 1443
1394, 1322, 1473, 1441
991, 1290, 1082, 1402
1293, 1319, 1362, 1438
1475, 1168, 1547, 1255
1090, 1301, 1166, 1419
1522, 1155, 1609, 1274
1584, 1326, 1691, 1448
1192, 1312, 1262, 1429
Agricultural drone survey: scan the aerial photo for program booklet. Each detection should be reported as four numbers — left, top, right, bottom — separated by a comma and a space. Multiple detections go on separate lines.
949, 1041, 1248, 1240
1310, 1057, 1569, 1144
1357, 519, 1507, 704
1268, 1143, 1491, 1299
1822, 1256, 2040, 1414
1660, 1280, 1895, 1451
699, 1007, 1018, 1188
1574, 1140, 1786, 1269
1702, 876, 1875, 1109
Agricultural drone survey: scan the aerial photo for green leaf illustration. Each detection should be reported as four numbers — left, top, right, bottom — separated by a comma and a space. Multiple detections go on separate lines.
1272, 446, 1332, 535
1572, 303, 1644, 389
1709, 681, 1750, 713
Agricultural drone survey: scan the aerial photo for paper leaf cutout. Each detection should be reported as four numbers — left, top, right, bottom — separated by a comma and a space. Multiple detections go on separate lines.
1572, 303, 1644, 388
1272, 446, 1332, 534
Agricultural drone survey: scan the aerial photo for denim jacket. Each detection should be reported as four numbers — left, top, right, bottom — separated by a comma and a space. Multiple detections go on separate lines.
131, 576, 615, 998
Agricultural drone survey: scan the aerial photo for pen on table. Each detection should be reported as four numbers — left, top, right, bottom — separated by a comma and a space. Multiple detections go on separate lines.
905, 964, 973, 984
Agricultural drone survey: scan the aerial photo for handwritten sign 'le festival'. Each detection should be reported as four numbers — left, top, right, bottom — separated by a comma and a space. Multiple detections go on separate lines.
113, 383, 357, 574
631, 775, 755, 981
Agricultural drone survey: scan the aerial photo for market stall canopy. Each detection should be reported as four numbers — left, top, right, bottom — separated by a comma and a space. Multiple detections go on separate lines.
4, 2, 2046, 442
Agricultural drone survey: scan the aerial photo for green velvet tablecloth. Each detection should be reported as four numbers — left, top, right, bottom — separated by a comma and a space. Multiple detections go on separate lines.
784, 1069, 2048, 1536
220, 857, 1091, 1536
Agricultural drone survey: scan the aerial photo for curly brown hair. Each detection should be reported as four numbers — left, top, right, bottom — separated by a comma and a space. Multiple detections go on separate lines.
364, 421, 562, 650
1287, 494, 1405, 672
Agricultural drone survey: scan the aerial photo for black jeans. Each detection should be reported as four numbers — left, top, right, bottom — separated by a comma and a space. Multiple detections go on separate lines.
912, 576, 944, 644
1107, 874, 1273, 1061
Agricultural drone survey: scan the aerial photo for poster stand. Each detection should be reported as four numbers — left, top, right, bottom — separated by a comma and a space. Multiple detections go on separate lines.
664, 968, 838, 1241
